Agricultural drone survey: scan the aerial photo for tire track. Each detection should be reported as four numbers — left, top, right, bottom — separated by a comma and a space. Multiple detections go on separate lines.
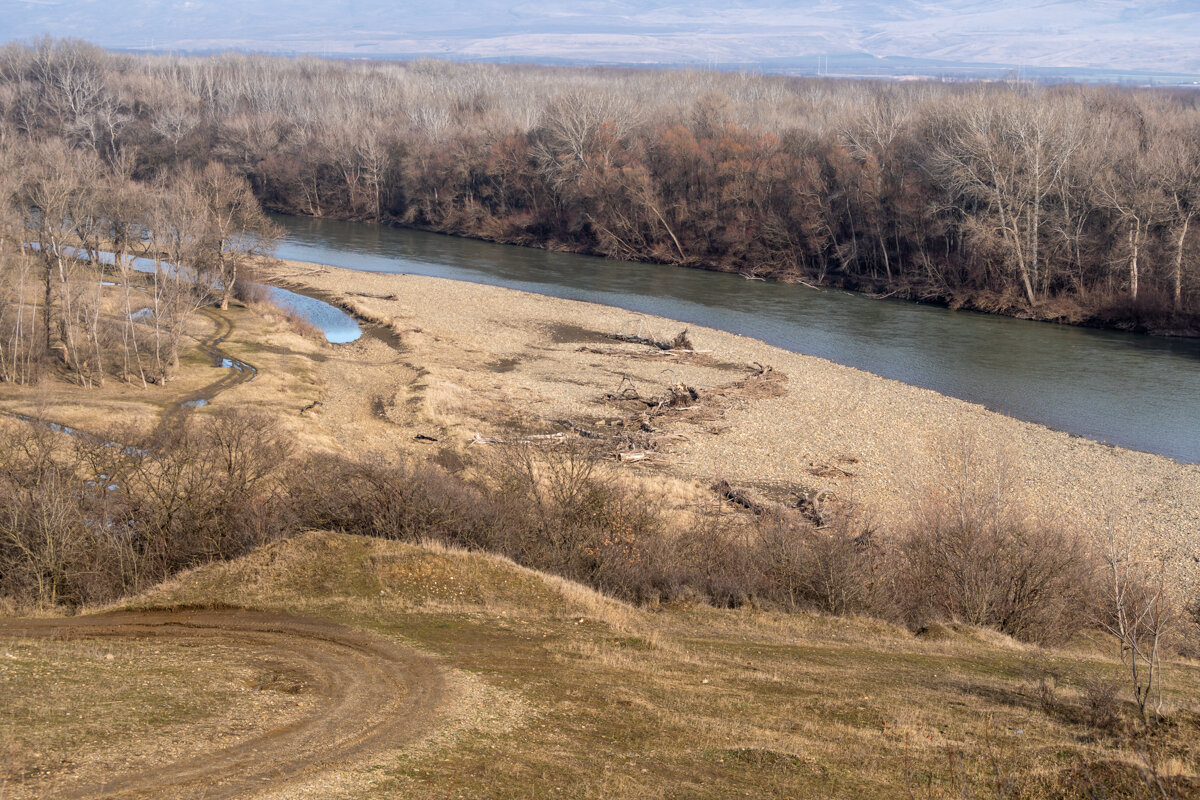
1, 306, 256, 439
160, 307, 258, 428
0, 609, 445, 799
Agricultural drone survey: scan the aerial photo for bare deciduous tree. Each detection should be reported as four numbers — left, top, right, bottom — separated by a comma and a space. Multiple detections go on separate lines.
1099, 530, 1174, 726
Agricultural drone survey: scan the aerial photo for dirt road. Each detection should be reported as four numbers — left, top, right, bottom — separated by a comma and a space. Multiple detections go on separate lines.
160, 306, 259, 427
0, 609, 444, 799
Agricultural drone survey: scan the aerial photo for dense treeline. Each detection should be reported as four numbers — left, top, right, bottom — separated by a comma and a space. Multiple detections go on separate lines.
2, 39, 1198, 331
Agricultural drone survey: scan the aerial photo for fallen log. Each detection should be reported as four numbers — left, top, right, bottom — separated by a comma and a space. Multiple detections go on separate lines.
711, 480, 766, 515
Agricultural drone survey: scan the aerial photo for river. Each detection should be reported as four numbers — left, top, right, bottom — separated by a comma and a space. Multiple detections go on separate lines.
270, 214, 1200, 464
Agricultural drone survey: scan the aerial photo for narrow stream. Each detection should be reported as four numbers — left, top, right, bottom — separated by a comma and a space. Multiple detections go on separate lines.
36, 245, 362, 345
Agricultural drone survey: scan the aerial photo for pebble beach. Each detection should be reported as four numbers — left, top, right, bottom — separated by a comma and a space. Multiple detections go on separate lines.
271, 260, 1200, 596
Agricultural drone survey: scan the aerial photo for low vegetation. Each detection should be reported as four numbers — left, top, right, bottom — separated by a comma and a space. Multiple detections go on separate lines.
2, 408, 1194, 701
0, 412, 1084, 636
8, 530, 1200, 798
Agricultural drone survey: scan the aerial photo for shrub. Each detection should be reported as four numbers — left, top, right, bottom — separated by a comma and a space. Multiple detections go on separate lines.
897, 514, 1099, 644
1081, 673, 1122, 731
0, 413, 1117, 658
0, 409, 299, 609
894, 434, 1101, 644
756, 513, 884, 615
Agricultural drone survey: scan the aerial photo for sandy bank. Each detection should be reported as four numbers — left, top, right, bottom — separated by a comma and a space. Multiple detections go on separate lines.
267, 259, 1200, 595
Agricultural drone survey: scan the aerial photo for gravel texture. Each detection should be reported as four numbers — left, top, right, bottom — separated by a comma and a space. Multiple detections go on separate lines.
271, 261, 1200, 596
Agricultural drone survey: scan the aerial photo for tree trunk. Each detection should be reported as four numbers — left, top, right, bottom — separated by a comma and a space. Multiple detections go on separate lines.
1129, 223, 1140, 304
1174, 212, 1191, 313
999, 206, 1037, 306
218, 249, 232, 310
43, 260, 53, 354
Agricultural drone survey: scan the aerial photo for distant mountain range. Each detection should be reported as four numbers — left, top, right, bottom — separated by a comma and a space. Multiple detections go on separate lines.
3, 1, 1199, 82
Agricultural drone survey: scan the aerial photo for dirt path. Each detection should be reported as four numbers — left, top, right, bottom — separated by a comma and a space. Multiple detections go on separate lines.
0, 305, 258, 440
159, 306, 259, 428
0, 609, 445, 799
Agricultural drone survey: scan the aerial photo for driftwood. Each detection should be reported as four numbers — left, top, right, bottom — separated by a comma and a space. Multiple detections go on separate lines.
552, 419, 608, 440
607, 328, 694, 351
272, 267, 330, 279
603, 377, 700, 415
649, 383, 699, 414
807, 461, 855, 478
469, 431, 570, 446
601, 374, 643, 403
578, 345, 712, 358
711, 480, 766, 515
796, 488, 839, 527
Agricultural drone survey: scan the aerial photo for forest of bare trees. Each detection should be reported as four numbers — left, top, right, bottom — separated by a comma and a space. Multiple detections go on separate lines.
0, 115, 274, 386
1, 37, 1199, 371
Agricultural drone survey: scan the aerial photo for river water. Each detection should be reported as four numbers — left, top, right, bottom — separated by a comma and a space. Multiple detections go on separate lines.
261, 285, 361, 344
270, 214, 1200, 464
63, 246, 363, 345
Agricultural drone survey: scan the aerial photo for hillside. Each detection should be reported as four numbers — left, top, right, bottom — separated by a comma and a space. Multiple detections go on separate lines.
4, 531, 1200, 798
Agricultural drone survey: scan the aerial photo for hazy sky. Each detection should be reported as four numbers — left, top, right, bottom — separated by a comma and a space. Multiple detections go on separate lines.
3, 1, 1199, 75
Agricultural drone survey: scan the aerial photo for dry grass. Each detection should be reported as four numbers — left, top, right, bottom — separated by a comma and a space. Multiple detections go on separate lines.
4, 531, 1191, 799
0, 635, 311, 794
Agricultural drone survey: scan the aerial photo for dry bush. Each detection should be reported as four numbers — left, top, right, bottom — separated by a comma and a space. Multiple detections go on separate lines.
673, 512, 762, 607
756, 513, 884, 615
231, 274, 270, 304
477, 441, 675, 601
0, 409, 299, 610
1081, 673, 1123, 732
0, 471, 90, 607
897, 515, 1099, 644
284, 451, 496, 548
0, 412, 1119, 655
1098, 534, 1176, 727
895, 435, 1101, 644
1176, 601, 1200, 661
1023, 657, 1061, 715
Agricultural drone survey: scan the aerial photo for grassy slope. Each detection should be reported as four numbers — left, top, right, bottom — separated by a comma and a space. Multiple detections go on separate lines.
8, 531, 1191, 799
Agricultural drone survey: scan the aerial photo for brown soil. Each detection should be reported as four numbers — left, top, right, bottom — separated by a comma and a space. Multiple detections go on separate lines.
0, 609, 444, 799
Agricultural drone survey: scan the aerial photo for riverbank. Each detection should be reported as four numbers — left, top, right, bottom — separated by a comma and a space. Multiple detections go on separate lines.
265, 259, 1200, 596
272, 211, 1200, 339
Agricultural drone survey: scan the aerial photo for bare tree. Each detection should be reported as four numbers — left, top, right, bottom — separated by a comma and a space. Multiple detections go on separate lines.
188, 162, 278, 310
17, 139, 108, 383
145, 176, 213, 379
1099, 530, 1174, 726
928, 92, 1082, 305
1152, 121, 1200, 313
